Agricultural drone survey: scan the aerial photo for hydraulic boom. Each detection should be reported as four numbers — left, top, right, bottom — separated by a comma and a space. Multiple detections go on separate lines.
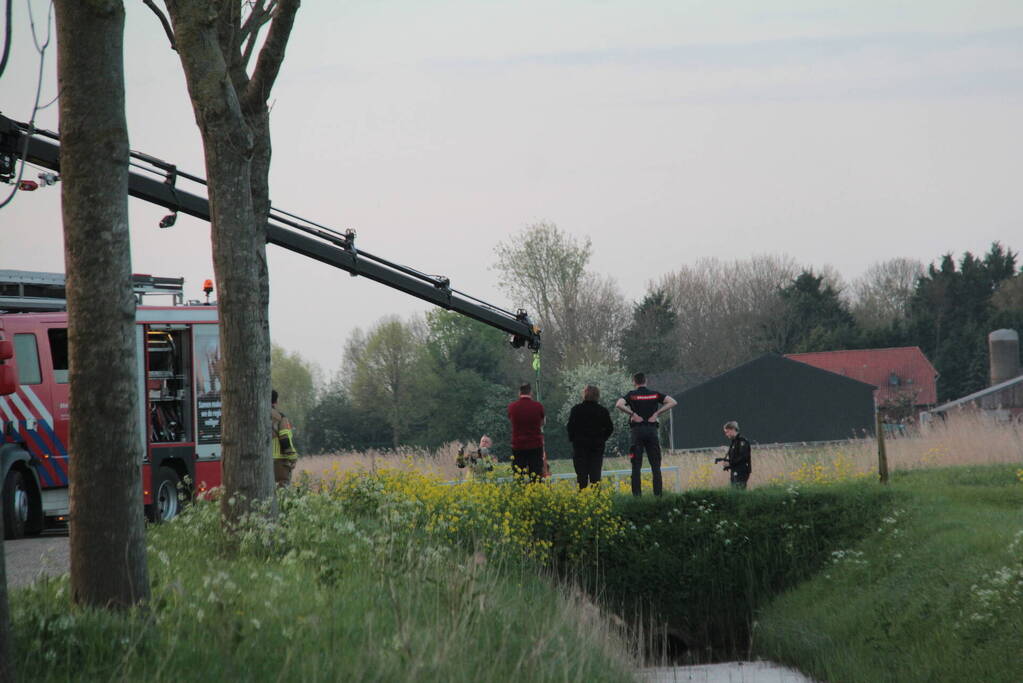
0, 114, 541, 350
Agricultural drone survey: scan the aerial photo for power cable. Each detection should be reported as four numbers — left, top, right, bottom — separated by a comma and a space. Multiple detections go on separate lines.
0, 0, 52, 211
0, 0, 12, 79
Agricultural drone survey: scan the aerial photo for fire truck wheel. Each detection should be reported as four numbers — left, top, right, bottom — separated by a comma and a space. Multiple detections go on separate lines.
148, 467, 183, 523
3, 469, 34, 540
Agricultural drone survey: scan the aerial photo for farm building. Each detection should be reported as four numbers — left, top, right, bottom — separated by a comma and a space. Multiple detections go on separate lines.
785, 347, 938, 412
921, 330, 1023, 425
669, 354, 876, 450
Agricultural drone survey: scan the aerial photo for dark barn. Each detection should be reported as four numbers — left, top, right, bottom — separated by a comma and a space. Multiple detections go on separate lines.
670, 354, 876, 449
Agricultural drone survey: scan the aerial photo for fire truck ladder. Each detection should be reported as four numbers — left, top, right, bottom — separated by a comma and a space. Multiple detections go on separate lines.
0, 114, 541, 349
0, 269, 185, 312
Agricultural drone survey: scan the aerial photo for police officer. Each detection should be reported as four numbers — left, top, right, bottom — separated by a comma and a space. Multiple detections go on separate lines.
615, 373, 677, 496
721, 420, 751, 489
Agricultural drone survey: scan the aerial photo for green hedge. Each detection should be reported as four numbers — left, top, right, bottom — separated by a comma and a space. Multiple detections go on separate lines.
570, 483, 895, 660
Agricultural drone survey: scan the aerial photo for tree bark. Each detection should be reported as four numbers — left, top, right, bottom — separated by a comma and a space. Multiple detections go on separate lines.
164, 1, 276, 520
55, 0, 150, 608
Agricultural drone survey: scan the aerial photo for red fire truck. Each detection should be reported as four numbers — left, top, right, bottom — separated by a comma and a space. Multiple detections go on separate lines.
1, 270, 224, 538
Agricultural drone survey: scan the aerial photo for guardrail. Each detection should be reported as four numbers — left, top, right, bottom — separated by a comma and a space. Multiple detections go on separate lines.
442, 465, 683, 491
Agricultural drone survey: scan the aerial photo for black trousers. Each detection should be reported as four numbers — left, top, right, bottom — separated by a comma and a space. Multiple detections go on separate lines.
511, 447, 544, 481
630, 424, 662, 496
730, 470, 750, 490
571, 443, 604, 489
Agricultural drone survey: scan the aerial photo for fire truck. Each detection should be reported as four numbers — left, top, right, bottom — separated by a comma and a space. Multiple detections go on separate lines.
0, 113, 541, 539
1, 270, 224, 537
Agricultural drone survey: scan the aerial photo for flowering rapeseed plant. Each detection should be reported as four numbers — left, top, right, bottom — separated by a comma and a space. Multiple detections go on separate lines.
768, 453, 872, 486
322, 468, 626, 564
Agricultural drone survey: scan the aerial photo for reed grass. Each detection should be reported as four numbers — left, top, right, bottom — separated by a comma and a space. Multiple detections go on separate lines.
298, 413, 1023, 492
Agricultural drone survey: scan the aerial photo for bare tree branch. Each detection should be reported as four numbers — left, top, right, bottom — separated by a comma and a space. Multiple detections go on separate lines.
243, 0, 298, 113
142, 0, 176, 50
238, 0, 275, 51
241, 23, 260, 69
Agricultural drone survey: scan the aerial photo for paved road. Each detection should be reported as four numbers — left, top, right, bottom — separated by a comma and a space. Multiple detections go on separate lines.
3, 530, 70, 589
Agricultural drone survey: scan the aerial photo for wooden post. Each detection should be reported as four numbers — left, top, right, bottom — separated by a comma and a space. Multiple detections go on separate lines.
876, 410, 889, 485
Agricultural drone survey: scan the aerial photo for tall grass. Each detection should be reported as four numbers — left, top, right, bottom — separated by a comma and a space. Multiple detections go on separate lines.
298, 442, 467, 481
300, 413, 1023, 492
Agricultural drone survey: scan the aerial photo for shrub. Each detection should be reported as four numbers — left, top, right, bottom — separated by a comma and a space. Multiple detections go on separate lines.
314, 468, 894, 661
581, 483, 895, 660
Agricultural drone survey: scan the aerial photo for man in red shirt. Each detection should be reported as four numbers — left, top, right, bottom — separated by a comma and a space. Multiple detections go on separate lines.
507, 382, 545, 481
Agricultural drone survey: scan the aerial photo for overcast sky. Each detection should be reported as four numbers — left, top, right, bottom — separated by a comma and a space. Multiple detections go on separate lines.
1, 1, 1021, 377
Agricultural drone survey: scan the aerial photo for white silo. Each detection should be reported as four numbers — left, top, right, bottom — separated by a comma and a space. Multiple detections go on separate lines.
989, 329, 1021, 386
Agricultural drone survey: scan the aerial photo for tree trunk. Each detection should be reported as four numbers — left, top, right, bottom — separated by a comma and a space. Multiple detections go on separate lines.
208, 139, 275, 520
0, 503, 13, 683
165, 1, 275, 521
55, 0, 150, 608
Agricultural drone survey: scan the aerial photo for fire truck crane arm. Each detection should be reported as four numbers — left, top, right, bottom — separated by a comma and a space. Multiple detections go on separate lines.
0, 114, 541, 350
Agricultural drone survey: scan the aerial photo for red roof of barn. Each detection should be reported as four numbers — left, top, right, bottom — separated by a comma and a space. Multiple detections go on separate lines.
785, 347, 938, 406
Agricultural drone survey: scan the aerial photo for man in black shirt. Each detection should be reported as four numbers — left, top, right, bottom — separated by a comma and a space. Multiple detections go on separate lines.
721, 420, 751, 489
615, 373, 677, 496
566, 384, 615, 489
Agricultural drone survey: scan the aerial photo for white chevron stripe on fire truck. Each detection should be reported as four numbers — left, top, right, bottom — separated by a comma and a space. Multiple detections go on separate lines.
7, 391, 36, 424
0, 395, 17, 423
22, 385, 54, 425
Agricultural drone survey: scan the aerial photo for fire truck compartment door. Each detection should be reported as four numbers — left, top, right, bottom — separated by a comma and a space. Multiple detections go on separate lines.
193, 324, 221, 460
42, 487, 70, 517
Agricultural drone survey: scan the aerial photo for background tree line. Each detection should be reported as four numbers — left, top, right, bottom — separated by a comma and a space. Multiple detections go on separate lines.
273, 223, 1023, 458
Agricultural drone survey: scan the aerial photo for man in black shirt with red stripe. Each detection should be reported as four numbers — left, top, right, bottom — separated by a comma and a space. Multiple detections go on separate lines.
615, 373, 677, 496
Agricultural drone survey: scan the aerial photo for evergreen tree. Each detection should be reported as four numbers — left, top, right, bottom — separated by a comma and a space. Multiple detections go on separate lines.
773, 271, 858, 353
908, 243, 1019, 401
621, 288, 678, 374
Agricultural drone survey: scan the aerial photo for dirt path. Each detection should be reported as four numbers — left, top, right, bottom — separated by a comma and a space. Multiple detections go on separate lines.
3, 531, 70, 589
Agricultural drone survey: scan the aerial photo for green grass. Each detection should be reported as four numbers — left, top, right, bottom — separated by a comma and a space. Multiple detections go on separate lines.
10, 491, 635, 682
755, 465, 1023, 683
573, 482, 896, 661
11, 464, 1020, 681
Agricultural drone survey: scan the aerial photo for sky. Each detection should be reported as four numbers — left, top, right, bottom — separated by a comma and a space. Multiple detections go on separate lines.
1, 1, 1021, 377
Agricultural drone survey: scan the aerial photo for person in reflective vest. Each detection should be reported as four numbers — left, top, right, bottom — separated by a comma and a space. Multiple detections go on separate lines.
271, 388, 299, 486
456, 434, 497, 481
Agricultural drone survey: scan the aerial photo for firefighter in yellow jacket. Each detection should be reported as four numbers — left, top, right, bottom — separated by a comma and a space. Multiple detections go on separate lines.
271, 389, 299, 486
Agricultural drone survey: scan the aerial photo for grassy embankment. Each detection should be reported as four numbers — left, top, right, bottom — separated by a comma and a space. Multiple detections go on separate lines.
12, 487, 636, 682
11, 416, 1021, 681
590, 482, 896, 661
756, 464, 1023, 683
587, 462, 1023, 682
